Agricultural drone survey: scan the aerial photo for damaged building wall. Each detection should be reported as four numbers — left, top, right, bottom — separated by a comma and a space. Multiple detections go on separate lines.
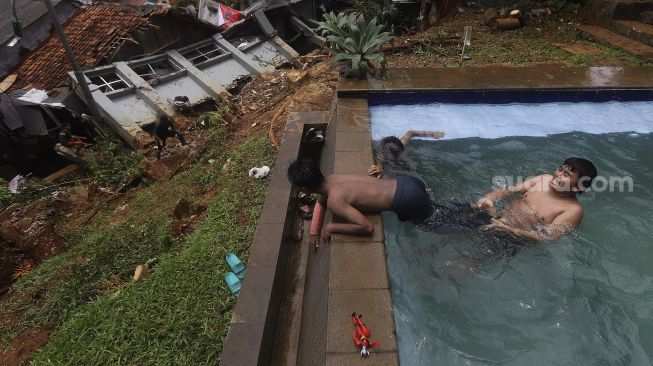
108, 13, 219, 63
69, 18, 299, 148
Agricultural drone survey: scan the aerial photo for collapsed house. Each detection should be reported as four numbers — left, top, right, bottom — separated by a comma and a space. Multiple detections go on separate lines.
1, 0, 324, 178
67, 11, 299, 148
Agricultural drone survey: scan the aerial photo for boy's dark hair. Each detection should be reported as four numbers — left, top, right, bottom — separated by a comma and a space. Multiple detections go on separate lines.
287, 159, 324, 189
564, 157, 598, 192
380, 136, 404, 159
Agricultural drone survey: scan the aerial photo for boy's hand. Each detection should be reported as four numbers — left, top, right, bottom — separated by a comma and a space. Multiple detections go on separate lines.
481, 218, 512, 232
475, 197, 494, 211
368, 165, 383, 178
431, 131, 445, 139
320, 225, 332, 247
310, 235, 320, 251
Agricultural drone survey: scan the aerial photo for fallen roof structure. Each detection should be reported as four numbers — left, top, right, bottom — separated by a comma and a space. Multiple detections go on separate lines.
8, 4, 172, 91
68, 16, 298, 148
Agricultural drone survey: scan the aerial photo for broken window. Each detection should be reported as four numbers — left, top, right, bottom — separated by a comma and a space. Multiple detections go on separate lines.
131, 58, 181, 81
181, 43, 223, 65
89, 72, 130, 93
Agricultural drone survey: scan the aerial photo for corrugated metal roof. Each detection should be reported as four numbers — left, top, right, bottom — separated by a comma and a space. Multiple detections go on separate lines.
0, 0, 64, 45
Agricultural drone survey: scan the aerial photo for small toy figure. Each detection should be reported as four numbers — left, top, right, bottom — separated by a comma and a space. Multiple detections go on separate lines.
352, 312, 380, 358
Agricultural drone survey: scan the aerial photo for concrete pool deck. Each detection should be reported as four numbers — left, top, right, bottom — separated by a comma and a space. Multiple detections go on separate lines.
326, 97, 399, 365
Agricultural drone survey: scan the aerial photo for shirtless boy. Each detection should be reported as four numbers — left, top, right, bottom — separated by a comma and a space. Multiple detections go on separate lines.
476, 157, 598, 241
287, 159, 432, 245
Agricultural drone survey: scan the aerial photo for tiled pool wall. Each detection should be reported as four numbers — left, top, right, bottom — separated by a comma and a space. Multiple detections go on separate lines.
367, 88, 653, 105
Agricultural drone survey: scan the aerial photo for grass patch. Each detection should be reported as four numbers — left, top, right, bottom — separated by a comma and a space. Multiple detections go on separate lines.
88, 140, 143, 188
389, 13, 652, 68
24, 133, 275, 364
0, 184, 12, 209
33, 137, 273, 365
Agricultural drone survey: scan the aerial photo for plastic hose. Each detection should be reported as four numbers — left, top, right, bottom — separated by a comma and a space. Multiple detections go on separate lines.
310, 202, 325, 236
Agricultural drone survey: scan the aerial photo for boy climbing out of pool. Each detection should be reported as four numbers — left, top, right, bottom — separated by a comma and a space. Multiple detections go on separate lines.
369, 130, 445, 178
287, 159, 432, 246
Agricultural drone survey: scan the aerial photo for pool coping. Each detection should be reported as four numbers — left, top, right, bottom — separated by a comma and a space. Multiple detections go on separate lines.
338, 65, 653, 97
325, 97, 400, 365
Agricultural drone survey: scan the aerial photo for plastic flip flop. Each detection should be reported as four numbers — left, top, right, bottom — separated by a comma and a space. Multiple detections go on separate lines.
235, 268, 246, 280
226, 253, 246, 279
224, 272, 241, 295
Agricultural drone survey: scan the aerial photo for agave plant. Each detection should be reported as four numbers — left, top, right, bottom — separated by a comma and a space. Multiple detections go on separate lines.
317, 12, 394, 79
316, 12, 359, 38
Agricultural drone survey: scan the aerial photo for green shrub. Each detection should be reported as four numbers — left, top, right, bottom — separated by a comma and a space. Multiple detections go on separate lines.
0, 184, 12, 209
318, 12, 393, 78
200, 106, 232, 130
88, 140, 142, 188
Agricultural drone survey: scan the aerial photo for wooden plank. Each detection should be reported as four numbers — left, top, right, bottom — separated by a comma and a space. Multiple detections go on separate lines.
41, 164, 80, 184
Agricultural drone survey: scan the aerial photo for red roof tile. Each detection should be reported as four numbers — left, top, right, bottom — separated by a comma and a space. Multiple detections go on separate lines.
11, 4, 167, 91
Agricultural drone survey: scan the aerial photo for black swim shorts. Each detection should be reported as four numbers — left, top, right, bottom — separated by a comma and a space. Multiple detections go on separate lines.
391, 176, 433, 222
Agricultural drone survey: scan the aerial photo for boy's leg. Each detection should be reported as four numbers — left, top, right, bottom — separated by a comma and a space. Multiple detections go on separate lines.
155, 137, 164, 159
176, 132, 188, 145
418, 202, 492, 234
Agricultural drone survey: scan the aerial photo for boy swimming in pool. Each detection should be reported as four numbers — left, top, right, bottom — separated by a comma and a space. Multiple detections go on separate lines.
287, 159, 432, 245
369, 130, 445, 178
476, 157, 598, 241
423, 157, 598, 244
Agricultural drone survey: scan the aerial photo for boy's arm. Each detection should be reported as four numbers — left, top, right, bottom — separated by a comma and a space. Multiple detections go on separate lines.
370, 143, 386, 178
400, 130, 445, 146
321, 196, 373, 245
484, 207, 581, 241
476, 175, 540, 210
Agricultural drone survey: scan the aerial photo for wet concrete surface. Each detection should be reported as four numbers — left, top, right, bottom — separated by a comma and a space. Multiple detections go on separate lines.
271, 221, 311, 366
323, 97, 399, 365
339, 66, 653, 95
291, 101, 399, 365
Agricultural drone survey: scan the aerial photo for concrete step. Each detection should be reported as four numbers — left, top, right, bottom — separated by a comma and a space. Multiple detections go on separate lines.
580, 0, 653, 30
612, 1, 653, 21
611, 20, 653, 47
642, 10, 653, 25
578, 24, 653, 62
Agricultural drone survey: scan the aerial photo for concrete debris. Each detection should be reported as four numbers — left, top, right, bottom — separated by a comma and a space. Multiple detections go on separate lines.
8, 175, 26, 194
530, 7, 552, 18
67, 19, 298, 149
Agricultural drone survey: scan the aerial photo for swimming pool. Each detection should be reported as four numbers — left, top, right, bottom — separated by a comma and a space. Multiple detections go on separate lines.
370, 94, 653, 365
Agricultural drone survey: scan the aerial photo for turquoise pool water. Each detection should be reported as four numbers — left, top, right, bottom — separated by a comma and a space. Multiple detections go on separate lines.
380, 131, 653, 365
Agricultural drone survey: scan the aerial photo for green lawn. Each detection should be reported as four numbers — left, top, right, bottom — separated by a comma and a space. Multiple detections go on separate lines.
1, 125, 276, 364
